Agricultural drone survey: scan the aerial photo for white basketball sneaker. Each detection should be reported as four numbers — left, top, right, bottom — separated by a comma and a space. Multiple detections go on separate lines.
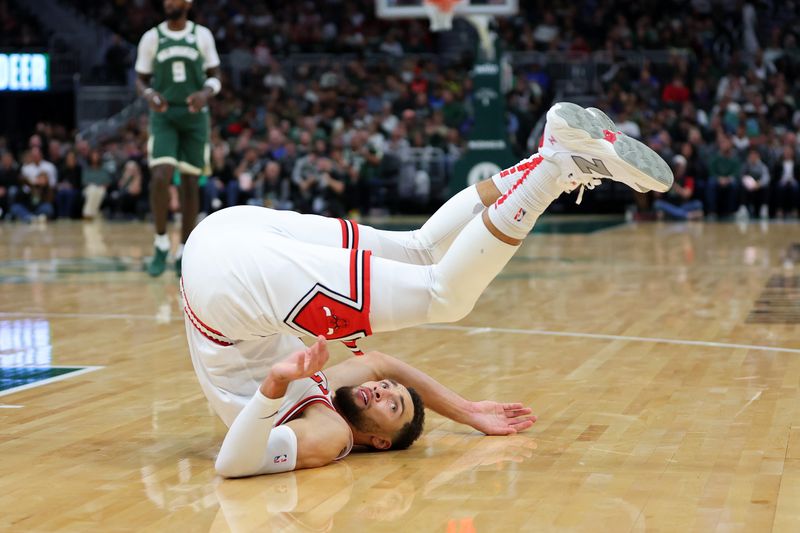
539, 102, 674, 201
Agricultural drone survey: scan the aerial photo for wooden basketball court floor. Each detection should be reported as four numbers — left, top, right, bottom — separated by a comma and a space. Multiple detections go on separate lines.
2, 217, 800, 532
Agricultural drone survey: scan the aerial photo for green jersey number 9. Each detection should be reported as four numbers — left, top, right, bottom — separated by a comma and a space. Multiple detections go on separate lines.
172, 61, 186, 83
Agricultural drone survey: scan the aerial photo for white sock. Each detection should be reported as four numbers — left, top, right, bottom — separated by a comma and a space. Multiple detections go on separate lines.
154, 233, 170, 252
176, 243, 185, 259
487, 155, 563, 240
490, 154, 541, 192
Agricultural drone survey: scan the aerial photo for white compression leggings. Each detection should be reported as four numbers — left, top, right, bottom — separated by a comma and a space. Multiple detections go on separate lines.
257, 183, 518, 332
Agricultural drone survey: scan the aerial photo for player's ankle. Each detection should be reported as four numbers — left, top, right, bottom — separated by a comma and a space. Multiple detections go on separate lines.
483, 208, 525, 244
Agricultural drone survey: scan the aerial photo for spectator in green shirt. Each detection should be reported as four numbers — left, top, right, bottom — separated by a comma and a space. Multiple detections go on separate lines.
706, 135, 741, 217
442, 90, 466, 129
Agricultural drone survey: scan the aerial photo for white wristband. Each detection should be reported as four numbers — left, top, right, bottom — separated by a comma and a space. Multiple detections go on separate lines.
143, 87, 154, 97
204, 77, 221, 96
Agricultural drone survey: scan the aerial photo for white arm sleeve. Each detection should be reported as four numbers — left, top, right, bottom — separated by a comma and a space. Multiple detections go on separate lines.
215, 390, 298, 478
197, 25, 221, 70
135, 29, 158, 75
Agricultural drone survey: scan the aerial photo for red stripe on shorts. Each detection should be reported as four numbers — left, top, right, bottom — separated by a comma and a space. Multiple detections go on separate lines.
350, 220, 359, 249
180, 277, 233, 346
363, 250, 372, 336
338, 218, 348, 248
349, 248, 358, 300
181, 279, 228, 338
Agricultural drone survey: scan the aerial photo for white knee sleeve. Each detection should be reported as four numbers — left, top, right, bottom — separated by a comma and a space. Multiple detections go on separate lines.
426, 214, 518, 324
427, 278, 478, 324
359, 185, 484, 265
370, 214, 518, 331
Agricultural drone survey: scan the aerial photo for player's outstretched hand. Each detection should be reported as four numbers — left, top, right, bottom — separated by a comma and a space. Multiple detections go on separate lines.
269, 335, 330, 384
466, 401, 537, 436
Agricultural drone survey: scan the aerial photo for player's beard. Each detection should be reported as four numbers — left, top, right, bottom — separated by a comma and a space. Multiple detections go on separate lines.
333, 386, 382, 435
165, 5, 188, 21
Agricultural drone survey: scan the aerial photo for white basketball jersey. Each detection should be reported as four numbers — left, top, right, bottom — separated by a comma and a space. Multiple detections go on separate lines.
273, 371, 353, 461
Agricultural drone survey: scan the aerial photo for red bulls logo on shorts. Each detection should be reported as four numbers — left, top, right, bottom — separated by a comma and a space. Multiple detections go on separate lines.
290, 292, 370, 340
324, 306, 350, 335
284, 249, 372, 346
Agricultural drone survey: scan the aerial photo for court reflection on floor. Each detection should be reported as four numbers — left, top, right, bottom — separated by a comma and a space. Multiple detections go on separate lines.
208, 434, 538, 532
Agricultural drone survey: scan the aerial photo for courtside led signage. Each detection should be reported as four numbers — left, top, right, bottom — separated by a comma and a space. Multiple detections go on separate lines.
0, 53, 49, 91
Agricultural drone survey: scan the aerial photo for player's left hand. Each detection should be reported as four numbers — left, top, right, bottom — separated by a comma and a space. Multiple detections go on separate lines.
466, 401, 537, 436
269, 335, 330, 383
186, 90, 209, 113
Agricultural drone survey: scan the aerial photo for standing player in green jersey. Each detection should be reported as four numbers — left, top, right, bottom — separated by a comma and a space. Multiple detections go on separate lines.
135, 0, 221, 277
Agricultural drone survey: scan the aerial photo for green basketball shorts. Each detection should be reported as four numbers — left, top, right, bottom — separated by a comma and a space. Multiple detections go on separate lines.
148, 106, 210, 175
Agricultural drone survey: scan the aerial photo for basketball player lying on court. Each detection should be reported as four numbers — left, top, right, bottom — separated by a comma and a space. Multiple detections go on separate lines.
182, 104, 673, 477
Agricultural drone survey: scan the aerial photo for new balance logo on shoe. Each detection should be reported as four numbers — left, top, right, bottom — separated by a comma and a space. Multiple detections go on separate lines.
571, 156, 613, 177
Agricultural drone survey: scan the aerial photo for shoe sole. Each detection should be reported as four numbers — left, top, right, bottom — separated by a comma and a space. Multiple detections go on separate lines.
586, 107, 616, 132
546, 102, 674, 193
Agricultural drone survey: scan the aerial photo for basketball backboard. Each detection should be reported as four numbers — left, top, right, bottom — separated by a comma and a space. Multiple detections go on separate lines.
375, 0, 518, 19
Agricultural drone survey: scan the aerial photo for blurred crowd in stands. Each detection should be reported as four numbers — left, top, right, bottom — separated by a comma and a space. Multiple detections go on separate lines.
0, 0, 47, 47
3, 0, 800, 222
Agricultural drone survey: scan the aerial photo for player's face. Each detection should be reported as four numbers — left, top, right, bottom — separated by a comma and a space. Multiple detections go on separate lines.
163, 0, 189, 20
334, 379, 414, 438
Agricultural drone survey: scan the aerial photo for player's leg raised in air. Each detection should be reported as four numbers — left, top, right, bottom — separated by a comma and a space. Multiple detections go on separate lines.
370, 102, 673, 330
181, 103, 672, 344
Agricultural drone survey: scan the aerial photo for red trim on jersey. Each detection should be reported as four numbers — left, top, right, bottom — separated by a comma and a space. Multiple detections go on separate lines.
339, 218, 348, 248
350, 220, 359, 249
275, 395, 335, 426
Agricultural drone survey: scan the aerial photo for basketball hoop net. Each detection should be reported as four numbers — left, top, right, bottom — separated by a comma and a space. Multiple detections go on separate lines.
424, 0, 462, 31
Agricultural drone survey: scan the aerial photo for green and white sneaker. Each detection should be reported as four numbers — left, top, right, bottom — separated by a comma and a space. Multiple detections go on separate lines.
540, 102, 674, 196
147, 247, 168, 277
